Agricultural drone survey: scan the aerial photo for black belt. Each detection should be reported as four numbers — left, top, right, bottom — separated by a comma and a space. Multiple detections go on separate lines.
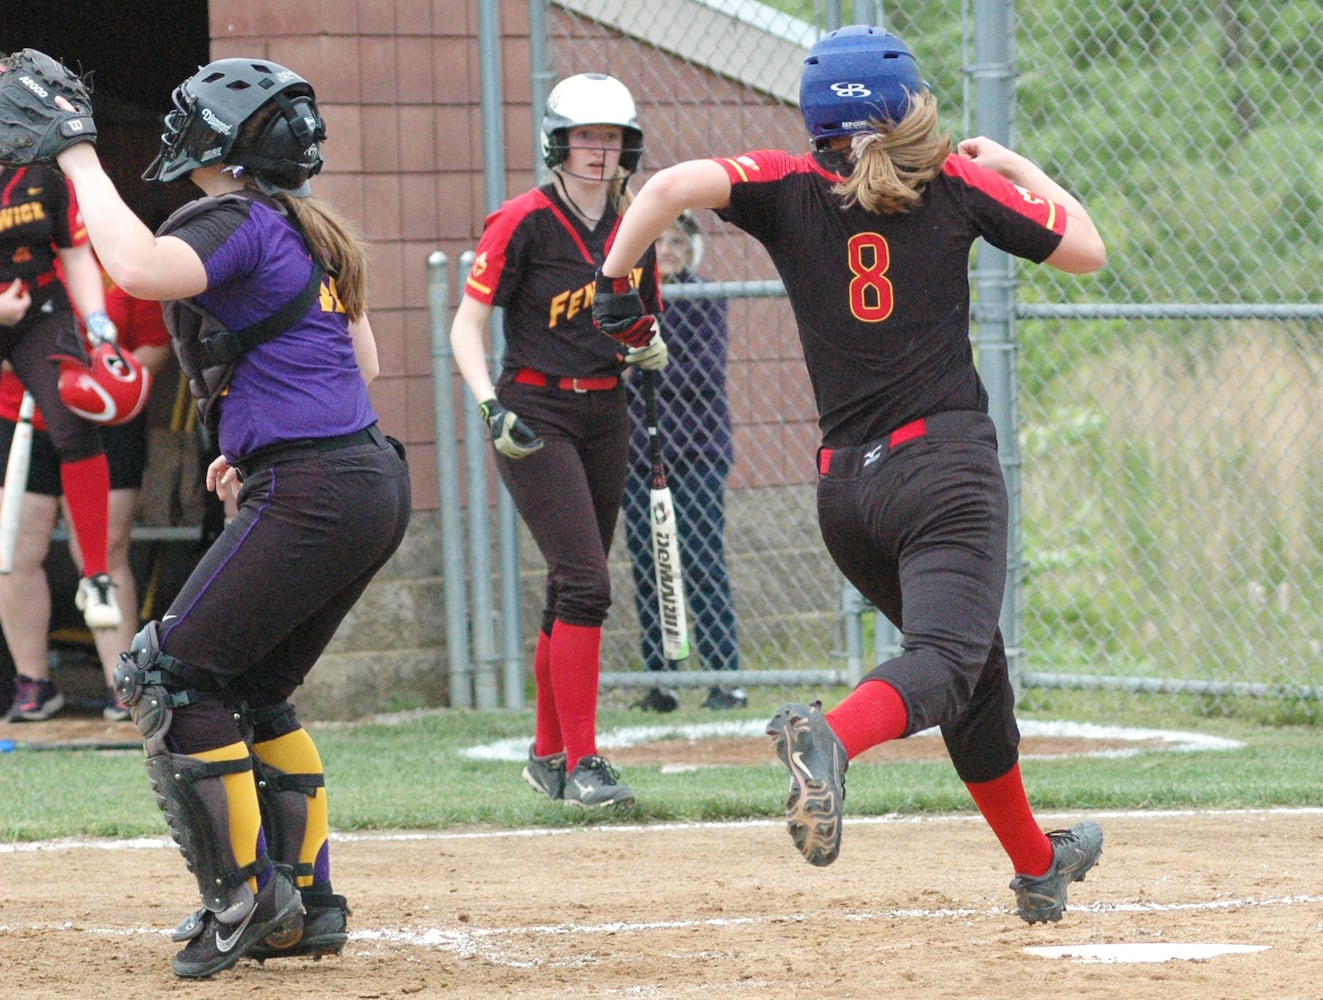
233, 424, 381, 481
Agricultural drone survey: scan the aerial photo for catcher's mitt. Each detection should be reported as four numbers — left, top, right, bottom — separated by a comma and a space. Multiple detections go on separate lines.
0, 48, 96, 165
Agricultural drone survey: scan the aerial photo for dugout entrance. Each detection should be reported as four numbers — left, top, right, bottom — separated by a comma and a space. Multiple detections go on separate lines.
0, 6, 212, 715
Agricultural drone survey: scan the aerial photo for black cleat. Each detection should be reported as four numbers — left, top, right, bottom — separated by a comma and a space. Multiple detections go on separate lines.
171, 865, 304, 978
1009, 821, 1104, 924
563, 755, 635, 808
521, 743, 567, 800
766, 702, 847, 866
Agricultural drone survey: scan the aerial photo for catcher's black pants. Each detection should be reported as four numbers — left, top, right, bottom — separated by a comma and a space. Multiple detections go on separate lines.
816, 409, 1020, 784
160, 425, 411, 752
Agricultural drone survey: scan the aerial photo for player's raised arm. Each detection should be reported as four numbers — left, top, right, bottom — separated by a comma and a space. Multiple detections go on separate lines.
600, 159, 732, 280
956, 135, 1105, 274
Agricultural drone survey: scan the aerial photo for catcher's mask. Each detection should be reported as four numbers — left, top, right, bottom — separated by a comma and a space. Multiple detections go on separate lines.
143, 58, 326, 194
540, 73, 643, 176
49, 341, 152, 425
800, 25, 927, 150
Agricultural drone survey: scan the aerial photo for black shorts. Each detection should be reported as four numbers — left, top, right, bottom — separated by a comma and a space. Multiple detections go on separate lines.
0, 415, 148, 495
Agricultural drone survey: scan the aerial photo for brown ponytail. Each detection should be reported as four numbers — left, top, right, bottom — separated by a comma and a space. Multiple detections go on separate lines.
276, 193, 369, 320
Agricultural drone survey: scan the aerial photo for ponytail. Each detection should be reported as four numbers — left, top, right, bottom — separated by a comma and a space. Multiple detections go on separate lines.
833, 90, 950, 215
277, 193, 370, 321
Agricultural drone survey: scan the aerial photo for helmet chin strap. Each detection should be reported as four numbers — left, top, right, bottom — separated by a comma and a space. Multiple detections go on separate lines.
552, 168, 624, 225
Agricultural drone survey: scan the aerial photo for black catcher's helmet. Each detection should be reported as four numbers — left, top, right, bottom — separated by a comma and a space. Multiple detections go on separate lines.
143, 58, 326, 193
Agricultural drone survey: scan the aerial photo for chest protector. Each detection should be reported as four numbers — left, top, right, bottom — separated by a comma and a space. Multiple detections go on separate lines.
158, 192, 325, 432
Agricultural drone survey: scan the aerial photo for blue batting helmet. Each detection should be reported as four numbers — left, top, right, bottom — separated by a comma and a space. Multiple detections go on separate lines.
800, 25, 927, 149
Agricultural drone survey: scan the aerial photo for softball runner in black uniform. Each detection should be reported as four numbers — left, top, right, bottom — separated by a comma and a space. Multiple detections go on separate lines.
451, 73, 665, 808
50, 58, 411, 976
597, 26, 1107, 923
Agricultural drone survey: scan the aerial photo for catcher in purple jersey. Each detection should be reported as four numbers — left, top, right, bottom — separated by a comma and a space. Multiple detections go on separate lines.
42, 58, 411, 976
451, 73, 663, 809
597, 25, 1107, 924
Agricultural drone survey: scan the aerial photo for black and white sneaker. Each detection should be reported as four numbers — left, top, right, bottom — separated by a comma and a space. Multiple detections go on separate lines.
171, 865, 304, 978
563, 755, 635, 808
702, 685, 748, 710
632, 686, 680, 713
6, 675, 64, 722
521, 743, 567, 800
76, 573, 122, 630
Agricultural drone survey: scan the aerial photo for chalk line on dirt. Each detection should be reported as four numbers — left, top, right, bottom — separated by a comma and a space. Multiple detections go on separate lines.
3, 805, 1320, 856
2, 891, 1314, 971
457, 719, 1243, 763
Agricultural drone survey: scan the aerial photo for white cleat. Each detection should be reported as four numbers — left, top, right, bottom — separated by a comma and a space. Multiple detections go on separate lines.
76, 573, 122, 630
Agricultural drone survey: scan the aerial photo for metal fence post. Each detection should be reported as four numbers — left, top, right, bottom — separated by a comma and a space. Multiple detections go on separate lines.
970, 0, 1025, 688
428, 251, 472, 708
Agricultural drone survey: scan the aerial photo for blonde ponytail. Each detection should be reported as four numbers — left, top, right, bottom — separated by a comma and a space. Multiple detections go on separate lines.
833, 90, 951, 215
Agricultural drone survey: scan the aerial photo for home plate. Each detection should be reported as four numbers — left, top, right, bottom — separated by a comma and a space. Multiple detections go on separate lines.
1026, 943, 1268, 963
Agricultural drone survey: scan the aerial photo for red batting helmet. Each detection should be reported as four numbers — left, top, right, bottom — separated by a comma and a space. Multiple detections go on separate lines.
50, 342, 152, 425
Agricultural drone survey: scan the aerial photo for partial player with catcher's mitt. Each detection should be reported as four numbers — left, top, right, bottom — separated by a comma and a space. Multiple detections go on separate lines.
0, 48, 96, 165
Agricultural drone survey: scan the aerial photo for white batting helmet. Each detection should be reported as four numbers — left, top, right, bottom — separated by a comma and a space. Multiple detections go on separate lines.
541, 73, 643, 172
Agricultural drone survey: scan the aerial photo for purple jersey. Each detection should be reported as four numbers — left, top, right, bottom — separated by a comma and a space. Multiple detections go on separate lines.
465, 182, 660, 377
715, 149, 1066, 448
165, 196, 377, 460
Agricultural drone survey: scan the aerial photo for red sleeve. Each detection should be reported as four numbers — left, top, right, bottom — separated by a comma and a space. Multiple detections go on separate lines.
104, 281, 170, 351
941, 154, 1068, 236
711, 148, 808, 186
0, 371, 47, 431
464, 189, 546, 306
0, 371, 25, 422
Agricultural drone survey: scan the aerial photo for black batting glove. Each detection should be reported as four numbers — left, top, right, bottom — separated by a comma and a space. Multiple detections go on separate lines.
479, 398, 543, 459
592, 269, 656, 348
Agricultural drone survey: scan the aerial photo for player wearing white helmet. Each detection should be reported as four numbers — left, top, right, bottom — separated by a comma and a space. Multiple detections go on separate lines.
450, 73, 664, 808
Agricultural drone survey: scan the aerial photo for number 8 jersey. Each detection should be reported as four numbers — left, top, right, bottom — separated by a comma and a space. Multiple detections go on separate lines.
712, 148, 1067, 448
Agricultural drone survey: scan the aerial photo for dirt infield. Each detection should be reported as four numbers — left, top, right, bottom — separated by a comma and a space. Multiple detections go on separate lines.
4, 806, 1323, 999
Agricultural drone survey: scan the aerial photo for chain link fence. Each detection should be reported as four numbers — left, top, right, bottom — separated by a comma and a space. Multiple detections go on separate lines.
1011, 0, 1323, 715
452, 0, 1323, 713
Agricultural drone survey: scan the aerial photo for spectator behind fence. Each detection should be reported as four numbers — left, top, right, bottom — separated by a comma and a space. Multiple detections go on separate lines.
596, 24, 1107, 924
624, 211, 743, 712
0, 263, 169, 722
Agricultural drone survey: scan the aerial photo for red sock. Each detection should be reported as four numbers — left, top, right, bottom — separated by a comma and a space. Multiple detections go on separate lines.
548, 621, 601, 772
964, 762, 1053, 875
824, 679, 908, 759
531, 629, 561, 757
60, 454, 110, 577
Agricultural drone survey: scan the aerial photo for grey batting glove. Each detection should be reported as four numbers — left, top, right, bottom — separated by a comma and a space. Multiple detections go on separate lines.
86, 310, 118, 344
624, 329, 669, 372
479, 398, 544, 459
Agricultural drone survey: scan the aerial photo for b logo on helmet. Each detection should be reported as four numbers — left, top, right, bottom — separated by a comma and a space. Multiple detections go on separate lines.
50, 342, 152, 426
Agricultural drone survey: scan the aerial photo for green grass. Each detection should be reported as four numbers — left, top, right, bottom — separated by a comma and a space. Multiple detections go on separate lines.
2, 686, 1320, 843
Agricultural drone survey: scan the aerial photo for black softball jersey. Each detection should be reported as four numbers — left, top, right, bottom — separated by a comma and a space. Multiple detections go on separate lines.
714, 149, 1066, 448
